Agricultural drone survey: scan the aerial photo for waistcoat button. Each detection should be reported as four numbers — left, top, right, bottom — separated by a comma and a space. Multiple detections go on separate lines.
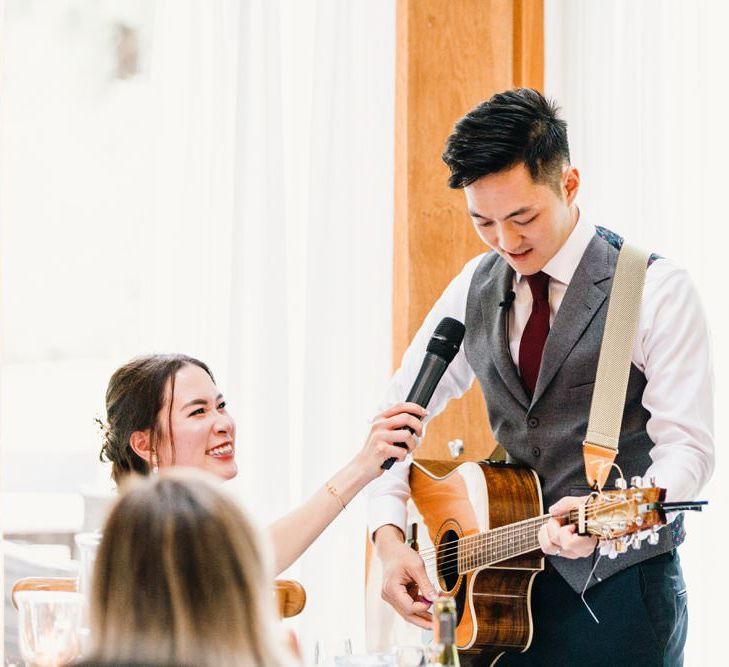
532, 447, 541, 457
528, 417, 539, 428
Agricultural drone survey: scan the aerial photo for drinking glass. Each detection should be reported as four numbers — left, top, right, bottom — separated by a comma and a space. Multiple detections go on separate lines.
313, 637, 353, 665
16, 591, 83, 667
74, 530, 102, 598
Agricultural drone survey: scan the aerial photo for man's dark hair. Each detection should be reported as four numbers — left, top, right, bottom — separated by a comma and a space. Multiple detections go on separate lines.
442, 88, 570, 191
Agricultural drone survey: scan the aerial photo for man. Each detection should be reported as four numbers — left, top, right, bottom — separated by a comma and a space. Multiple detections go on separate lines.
368, 88, 714, 665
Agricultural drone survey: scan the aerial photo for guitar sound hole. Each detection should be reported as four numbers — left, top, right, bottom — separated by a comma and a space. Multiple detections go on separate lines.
437, 529, 460, 593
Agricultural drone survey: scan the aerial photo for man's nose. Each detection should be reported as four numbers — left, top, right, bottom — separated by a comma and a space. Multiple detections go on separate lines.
499, 223, 522, 252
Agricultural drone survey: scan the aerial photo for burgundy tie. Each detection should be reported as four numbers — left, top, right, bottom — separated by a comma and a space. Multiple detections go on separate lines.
518, 271, 550, 397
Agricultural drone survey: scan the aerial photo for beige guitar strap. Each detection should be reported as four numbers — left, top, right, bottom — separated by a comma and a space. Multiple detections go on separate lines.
583, 242, 649, 489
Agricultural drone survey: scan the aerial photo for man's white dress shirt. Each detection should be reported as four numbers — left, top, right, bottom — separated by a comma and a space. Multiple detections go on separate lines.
368, 219, 715, 537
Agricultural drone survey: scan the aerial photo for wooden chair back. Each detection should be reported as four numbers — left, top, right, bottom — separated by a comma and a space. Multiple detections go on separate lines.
12, 576, 306, 618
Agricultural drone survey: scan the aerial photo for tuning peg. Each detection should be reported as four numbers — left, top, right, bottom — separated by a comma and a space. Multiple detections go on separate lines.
632, 538, 642, 550
634, 516, 643, 527
633, 491, 643, 502
617, 520, 627, 532
614, 477, 627, 490
630, 476, 643, 488
648, 527, 660, 546
614, 539, 628, 554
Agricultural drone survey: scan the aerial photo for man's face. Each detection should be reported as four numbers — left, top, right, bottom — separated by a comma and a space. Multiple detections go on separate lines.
464, 162, 579, 276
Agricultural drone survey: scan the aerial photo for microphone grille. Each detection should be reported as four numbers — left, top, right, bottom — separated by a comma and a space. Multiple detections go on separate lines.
426, 317, 466, 363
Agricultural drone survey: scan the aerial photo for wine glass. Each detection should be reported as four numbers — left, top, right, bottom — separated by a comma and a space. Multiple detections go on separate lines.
16, 591, 83, 666
313, 637, 353, 665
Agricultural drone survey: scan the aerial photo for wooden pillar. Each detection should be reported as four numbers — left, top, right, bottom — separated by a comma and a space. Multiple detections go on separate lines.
393, 0, 544, 462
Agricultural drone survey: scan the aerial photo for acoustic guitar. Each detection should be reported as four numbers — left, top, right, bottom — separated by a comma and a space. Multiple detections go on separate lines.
408, 459, 705, 664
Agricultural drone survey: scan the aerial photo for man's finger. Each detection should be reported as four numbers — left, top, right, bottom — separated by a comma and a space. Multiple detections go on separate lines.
548, 495, 590, 516
405, 610, 434, 629
410, 567, 438, 601
389, 587, 429, 617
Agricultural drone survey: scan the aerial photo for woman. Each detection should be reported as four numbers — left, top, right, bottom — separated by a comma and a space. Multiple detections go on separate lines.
84, 468, 298, 666
98, 353, 424, 573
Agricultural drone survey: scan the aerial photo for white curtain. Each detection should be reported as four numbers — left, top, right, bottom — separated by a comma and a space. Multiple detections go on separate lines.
546, 2, 727, 664
112, 0, 397, 655
1, 0, 395, 659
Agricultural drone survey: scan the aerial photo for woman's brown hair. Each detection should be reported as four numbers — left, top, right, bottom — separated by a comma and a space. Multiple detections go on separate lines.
88, 468, 295, 666
99, 354, 214, 483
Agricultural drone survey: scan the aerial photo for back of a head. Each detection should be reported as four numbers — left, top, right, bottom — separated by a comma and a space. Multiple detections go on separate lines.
89, 469, 293, 667
442, 87, 570, 190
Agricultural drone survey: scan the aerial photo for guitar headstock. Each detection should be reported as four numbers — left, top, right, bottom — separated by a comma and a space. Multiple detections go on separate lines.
569, 483, 707, 553
571, 486, 666, 540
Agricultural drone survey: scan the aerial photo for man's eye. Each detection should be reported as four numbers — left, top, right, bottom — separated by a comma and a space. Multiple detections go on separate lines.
515, 215, 538, 226
217, 401, 227, 410
475, 219, 493, 227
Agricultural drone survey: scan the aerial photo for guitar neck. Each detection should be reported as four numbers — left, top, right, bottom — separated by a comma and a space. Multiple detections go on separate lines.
458, 515, 551, 573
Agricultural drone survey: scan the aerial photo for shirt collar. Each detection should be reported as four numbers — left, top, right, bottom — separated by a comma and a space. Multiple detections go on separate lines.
515, 216, 594, 286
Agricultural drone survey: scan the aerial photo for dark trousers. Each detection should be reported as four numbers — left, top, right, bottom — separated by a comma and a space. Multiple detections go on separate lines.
465, 550, 688, 667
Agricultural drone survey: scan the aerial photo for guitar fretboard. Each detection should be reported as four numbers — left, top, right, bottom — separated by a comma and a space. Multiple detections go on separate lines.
456, 515, 552, 573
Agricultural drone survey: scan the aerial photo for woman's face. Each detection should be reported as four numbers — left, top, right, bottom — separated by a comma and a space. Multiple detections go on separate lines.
156, 364, 238, 480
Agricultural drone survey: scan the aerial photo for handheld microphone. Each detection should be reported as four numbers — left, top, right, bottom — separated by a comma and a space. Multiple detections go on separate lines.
381, 317, 466, 470
499, 290, 516, 309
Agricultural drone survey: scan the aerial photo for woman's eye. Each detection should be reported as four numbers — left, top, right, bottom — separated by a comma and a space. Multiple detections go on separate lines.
189, 407, 205, 417
217, 401, 227, 410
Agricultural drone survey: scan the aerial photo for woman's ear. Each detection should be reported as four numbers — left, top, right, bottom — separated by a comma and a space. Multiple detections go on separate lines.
129, 430, 152, 462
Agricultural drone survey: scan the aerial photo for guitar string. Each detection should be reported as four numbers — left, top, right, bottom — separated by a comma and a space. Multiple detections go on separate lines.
418, 503, 636, 578
424, 541, 547, 580
421, 538, 544, 575
415, 496, 631, 560
418, 520, 547, 564
415, 498, 631, 563
431, 503, 672, 581
418, 511, 625, 569
423, 509, 608, 577
419, 523, 631, 574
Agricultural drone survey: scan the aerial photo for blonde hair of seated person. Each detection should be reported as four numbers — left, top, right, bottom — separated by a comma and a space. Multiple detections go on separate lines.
87, 468, 296, 667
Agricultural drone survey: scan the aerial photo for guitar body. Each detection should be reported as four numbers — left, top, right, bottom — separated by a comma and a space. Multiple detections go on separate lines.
410, 460, 544, 663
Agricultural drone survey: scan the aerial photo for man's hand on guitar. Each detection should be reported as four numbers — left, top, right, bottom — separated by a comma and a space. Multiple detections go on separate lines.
538, 495, 598, 559
375, 525, 437, 629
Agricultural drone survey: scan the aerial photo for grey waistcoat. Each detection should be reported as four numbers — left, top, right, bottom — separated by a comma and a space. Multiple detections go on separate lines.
464, 232, 680, 593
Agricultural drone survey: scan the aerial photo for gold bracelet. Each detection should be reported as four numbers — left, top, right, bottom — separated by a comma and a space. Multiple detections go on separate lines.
326, 482, 346, 511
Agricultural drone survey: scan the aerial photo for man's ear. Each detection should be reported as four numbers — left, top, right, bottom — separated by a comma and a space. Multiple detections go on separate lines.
563, 165, 580, 205
129, 430, 152, 463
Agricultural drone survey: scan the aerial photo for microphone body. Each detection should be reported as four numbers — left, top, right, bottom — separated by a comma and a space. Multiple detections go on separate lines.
405, 353, 448, 406
381, 317, 465, 470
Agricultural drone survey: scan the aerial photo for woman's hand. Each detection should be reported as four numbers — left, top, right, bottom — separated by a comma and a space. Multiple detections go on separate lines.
355, 402, 427, 482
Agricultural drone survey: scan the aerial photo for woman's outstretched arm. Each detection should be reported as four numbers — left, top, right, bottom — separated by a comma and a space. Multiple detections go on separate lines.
269, 402, 426, 574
